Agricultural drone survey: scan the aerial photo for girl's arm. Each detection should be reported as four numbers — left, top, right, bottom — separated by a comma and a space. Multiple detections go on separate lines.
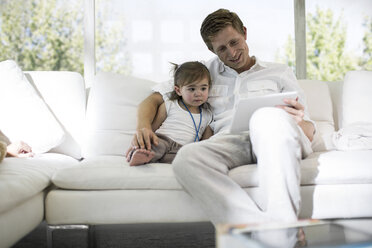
201, 126, 213, 140
151, 102, 167, 131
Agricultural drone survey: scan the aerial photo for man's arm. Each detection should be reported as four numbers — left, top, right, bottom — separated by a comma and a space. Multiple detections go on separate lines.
201, 126, 213, 140
151, 102, 167, 131
281, 98, 315, 142
133, 92, 164, 150
298, 120, 315, 142
279, 67, 315, 141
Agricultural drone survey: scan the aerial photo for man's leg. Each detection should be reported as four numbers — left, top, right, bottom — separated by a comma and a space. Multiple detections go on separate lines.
249, 107, 305, 222
173, 134, 269, 225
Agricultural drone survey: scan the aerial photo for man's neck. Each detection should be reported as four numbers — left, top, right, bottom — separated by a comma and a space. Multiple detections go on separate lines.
232, 56, 256, 74
243, 56, 256, 72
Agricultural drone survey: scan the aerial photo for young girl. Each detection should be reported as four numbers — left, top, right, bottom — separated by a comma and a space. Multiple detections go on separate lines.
127, 61, 213, 166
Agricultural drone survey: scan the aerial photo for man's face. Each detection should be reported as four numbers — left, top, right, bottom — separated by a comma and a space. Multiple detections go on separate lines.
210, 26, 251, 74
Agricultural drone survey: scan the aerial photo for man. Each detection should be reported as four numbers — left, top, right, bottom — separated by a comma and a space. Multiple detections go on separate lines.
130, 9, 315, 225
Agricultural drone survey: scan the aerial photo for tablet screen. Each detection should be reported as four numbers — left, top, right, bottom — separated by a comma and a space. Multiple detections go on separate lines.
229, 91, 298, 134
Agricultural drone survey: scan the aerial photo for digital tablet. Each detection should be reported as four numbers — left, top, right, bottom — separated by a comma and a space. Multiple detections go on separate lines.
229, 91, 298, 134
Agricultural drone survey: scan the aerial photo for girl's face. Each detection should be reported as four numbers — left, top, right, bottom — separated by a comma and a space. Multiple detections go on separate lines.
175, 76, 209, 109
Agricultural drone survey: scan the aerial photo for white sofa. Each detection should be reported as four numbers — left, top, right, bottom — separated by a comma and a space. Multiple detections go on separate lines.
0, 69, 85, 248
1, 68, 372, 247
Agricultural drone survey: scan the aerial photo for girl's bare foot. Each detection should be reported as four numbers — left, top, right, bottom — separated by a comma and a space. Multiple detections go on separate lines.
129, 149, 155, 166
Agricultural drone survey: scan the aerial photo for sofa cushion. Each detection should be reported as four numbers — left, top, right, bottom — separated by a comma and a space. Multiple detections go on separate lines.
82, 72, 156, 157
298, 80, 335, 151
332, 122, 372, 151
45, 190, 208, 224
0, 60, 65, 153
229, 151, 372, 188
0, 154, 78, 214
0, 192, 44, 248
53, 149, 372, 191
342, 71, 372, 128
52, 156, 181, 190
24, 71, 87, 159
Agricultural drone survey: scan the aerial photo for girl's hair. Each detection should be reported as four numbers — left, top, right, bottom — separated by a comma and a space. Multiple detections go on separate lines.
169, 61, 211, 100
200, 9, 245, 52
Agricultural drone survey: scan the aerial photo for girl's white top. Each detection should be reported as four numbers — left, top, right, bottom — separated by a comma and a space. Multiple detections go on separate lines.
155, 99, 213, 145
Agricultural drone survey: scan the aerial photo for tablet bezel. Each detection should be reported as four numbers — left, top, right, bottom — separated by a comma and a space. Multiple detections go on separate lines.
229, 91, 298, 134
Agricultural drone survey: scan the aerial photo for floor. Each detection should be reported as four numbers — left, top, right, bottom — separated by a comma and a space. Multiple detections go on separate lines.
12, 219, 372, 248
12, 221, 215, 248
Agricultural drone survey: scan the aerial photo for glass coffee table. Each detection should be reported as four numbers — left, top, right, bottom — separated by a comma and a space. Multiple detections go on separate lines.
216, 219, 372, 248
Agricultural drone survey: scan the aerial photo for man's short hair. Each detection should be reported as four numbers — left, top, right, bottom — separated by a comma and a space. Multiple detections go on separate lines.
200, 9, 245, 51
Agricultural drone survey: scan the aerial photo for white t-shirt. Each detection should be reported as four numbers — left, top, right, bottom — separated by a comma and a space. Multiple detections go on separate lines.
153, 56, 314, 135
155, 99, 213, 145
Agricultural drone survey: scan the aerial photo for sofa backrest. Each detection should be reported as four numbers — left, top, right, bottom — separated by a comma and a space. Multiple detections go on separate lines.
297, 80, 343, 132
82, 72, 156, 157
341, 71, 372, 127
83, 74, 342, 157
325, 81, 343, 131
25, 71, 86, 159
298, 79, 346, 151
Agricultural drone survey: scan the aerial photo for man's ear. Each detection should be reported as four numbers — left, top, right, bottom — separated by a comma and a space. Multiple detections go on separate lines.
208, 46, 216, 54
174, 86, 182, 96
243, 26, 247, 40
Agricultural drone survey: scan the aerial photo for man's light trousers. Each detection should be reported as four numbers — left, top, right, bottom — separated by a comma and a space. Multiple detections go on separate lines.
173, 107, 312, 225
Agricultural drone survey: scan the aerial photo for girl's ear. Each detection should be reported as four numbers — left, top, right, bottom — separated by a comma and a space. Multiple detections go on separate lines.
174, 86, 182, 96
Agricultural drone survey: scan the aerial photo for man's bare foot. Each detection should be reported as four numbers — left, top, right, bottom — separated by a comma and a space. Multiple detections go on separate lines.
129, 149, 155, 166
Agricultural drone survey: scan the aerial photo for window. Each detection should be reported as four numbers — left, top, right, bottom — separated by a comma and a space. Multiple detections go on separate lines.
0, 0, 84, 74
95, 0, 294, 82
304, 0, 372, 81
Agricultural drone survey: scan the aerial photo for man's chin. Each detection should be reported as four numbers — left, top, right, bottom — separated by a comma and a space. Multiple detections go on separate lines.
228, 63, 242, 72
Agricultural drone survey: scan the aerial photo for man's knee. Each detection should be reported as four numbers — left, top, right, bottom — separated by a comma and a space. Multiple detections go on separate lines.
172, 142, 198, 175
250, 107, 295, 134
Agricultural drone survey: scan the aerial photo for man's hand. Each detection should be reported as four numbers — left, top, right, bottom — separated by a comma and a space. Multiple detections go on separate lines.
281, 97, 304, 124
7, 141, 34, 157
134, 127, 159, 150
278, 97, 315, 141
125, 128, 159, 157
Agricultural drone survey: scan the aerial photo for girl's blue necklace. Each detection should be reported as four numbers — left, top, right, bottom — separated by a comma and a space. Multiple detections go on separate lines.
180, 99, 202, 142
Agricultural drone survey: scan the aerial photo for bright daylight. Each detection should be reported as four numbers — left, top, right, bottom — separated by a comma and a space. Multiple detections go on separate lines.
1, 0, 372, 247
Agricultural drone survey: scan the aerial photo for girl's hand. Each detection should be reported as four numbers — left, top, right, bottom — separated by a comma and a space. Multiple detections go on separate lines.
7, 141, 34, 157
